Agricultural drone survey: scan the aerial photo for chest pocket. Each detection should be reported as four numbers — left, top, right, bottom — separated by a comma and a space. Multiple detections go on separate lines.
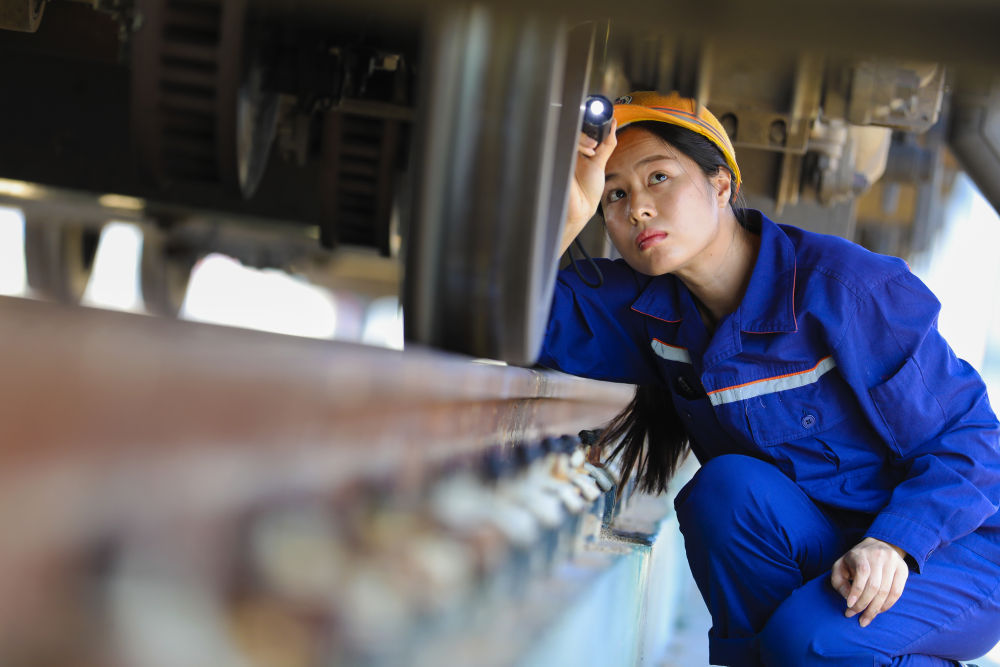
736, 356, 852, 448
739, 361, 895, 509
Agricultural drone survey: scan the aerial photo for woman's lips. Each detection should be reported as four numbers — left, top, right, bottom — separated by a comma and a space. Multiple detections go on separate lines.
636, 231, 667, 250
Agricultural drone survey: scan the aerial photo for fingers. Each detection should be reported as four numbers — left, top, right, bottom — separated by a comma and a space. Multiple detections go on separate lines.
830, 558, 851, 599
859, 566, 908, 627
856, 567, 886, 627
833, 538, 910, 628
844, 555, 871, 617
577, 118, 618, 159
593, 118, 618, 159
882, 566, 908, 613
873, 565, 908, 616
564, 119, 618, 239
858, 566, 907, 626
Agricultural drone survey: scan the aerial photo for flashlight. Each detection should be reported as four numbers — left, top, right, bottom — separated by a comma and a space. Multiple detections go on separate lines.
581, 94, 613, 143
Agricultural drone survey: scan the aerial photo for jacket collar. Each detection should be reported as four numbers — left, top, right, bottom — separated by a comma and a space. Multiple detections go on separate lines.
629, 210, 798, 334
736, 211, 798, 334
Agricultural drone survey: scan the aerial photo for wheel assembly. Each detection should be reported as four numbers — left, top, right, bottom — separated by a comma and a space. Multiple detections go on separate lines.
130, 0, 278, 198
23, 216, 102, 304
140, 225, 197, 318
404, 8, 594, 365
0, 0, 45, 32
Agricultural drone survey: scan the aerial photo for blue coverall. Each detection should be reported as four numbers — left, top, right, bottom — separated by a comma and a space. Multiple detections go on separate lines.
540, 210, 1000, 666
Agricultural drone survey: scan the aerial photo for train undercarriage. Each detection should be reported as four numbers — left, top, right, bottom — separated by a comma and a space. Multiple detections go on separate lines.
3, 1, 1000, 664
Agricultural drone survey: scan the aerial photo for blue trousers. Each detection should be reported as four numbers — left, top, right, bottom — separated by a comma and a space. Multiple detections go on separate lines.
674, 455, 1000, 666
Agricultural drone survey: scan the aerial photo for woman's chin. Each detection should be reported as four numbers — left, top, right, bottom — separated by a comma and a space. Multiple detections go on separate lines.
625, 259, 676, 277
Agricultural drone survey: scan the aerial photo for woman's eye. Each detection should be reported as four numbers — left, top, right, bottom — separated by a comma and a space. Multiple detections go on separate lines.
606, 189, 625, 203
651, 172, 668, 184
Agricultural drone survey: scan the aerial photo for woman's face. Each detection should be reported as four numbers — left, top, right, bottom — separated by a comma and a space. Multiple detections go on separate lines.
601, 127, 732, 278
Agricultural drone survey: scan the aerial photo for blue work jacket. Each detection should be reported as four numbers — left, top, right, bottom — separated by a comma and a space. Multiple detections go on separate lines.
540, 210, 1000, 571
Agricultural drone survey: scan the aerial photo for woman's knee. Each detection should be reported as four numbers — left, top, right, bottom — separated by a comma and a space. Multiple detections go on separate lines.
758, 578, 864, 666
674, 454, 782, 539
758, 599, 817, 665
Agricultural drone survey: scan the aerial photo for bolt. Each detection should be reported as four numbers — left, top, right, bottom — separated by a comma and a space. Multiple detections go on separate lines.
559, 435, 579, 454
852, 173, 870, 194
769, 119, 787, 146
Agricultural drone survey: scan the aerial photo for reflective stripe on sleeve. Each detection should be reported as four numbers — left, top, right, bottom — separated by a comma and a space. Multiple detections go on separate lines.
651, 338, 692, 364
707, 356, 837, 406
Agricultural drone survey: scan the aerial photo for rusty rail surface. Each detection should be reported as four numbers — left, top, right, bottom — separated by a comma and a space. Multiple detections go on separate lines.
0, 295, 631, 580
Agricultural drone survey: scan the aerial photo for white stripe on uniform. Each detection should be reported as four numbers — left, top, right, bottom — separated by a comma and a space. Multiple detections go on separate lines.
707, 356, 837, 406
651, 339, 692, 364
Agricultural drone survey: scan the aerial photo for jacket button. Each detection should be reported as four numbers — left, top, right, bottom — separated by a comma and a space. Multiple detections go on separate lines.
801, 414, 817, 428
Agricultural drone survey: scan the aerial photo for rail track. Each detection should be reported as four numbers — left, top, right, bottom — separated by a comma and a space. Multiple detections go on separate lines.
0, 295, 636, 666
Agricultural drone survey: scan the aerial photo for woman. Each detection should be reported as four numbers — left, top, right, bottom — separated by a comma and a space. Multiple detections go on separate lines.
540, 91, 1000, 666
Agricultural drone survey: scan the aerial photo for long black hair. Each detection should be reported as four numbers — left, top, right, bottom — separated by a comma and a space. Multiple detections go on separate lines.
597, 120, 753, 495
601, 384, 689, 499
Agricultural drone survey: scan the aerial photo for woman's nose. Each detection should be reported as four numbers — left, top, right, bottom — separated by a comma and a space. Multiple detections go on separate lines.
629, 192, 656, 224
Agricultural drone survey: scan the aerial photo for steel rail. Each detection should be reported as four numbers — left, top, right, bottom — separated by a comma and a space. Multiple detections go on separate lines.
0, 295, 631, 581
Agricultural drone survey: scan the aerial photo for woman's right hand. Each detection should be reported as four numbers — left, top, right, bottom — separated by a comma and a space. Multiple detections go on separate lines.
560, 118, 617, 256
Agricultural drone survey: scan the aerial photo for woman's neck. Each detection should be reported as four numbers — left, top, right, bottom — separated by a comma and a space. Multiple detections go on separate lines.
676, 212, 760, 328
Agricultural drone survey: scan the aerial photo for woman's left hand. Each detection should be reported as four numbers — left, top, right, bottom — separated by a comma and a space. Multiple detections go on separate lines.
830, 537, 909, 627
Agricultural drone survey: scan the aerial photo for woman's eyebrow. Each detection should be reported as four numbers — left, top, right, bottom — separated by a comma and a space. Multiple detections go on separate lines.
605, 154, 678, 181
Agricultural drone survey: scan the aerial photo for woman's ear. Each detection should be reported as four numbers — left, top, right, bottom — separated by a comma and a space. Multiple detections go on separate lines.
710, 168, 733, 208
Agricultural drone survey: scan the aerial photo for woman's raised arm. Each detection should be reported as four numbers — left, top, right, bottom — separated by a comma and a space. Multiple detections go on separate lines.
560, 119, 617, 256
